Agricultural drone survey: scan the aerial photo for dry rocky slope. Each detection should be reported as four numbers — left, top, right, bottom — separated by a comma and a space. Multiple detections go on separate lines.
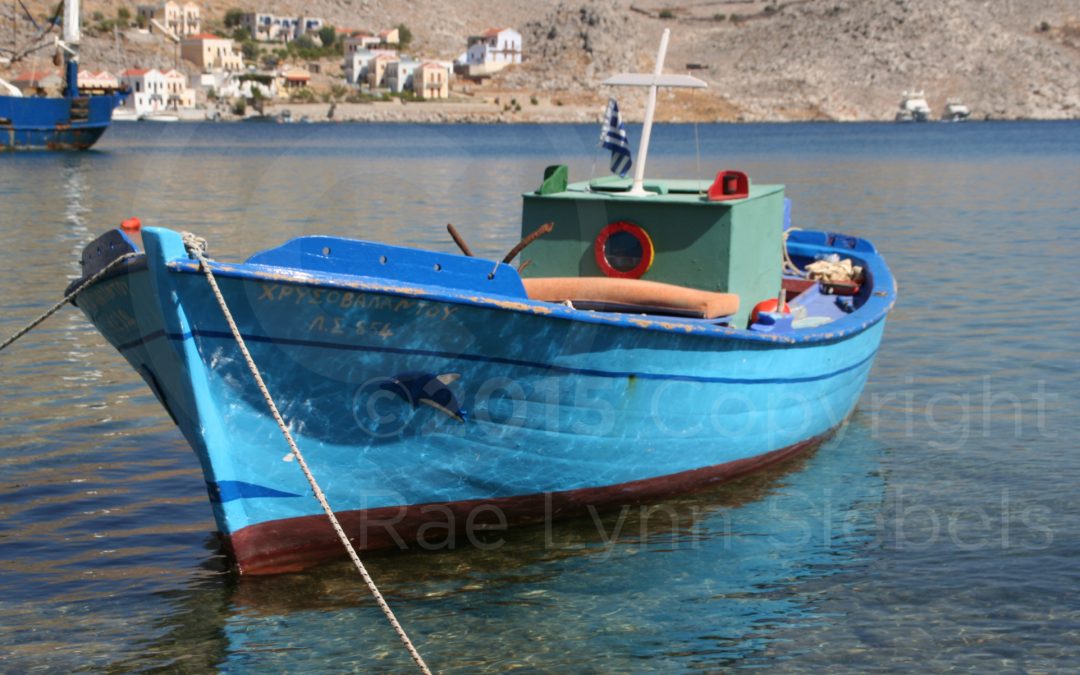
3, 0, 1078, 121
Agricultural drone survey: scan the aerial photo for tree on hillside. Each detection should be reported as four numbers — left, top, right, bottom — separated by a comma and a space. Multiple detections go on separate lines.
318, 25, 336, 48
224, 9, 243, 28
397, 23, 412, 49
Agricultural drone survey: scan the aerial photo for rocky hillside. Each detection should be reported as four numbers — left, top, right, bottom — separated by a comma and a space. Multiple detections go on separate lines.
3, 0, 1078, 121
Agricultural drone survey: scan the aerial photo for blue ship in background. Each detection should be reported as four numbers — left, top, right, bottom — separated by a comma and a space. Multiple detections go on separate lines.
0, 0, 126, 151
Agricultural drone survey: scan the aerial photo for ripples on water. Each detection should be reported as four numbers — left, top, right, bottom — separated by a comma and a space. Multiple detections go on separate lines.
1, 121, 1078, 671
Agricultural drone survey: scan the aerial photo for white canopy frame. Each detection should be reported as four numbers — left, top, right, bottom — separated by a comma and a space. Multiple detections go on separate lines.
601, 29, 707, 196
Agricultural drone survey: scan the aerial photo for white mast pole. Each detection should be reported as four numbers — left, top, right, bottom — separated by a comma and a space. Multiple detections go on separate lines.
60, 0, 81, 97
63, 0, 80, 48
628, 28, 669, 197
601, 30, 705, 197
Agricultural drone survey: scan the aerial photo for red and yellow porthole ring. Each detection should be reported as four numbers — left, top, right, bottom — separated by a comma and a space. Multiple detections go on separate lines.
594, 221, 655, 279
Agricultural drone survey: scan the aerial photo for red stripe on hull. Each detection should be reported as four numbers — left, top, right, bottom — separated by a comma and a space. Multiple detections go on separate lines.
226, 432, 830, 575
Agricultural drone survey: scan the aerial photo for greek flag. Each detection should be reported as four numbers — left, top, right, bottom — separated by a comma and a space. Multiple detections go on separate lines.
600, 98, 632, 177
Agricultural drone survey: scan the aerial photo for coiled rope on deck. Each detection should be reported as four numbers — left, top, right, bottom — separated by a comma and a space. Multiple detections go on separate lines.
180, 233, 432, 675
0, 252, 140, 354
782, 227, 805, 278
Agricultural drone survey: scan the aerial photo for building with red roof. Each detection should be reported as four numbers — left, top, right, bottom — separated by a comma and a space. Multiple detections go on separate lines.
415, 62, 450, 100
118, 67, 195, 116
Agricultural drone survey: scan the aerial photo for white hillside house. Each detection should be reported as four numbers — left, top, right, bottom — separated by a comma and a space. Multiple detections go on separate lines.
120, 68, 195, 116
194, 71, 276, 101
342, 33, 383, 55
238, 12, 325, 42
462, 27, 521, 75
385, 58, 421, 94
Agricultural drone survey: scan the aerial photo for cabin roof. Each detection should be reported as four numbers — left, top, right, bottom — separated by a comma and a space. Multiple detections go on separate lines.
530, 178, 784, 204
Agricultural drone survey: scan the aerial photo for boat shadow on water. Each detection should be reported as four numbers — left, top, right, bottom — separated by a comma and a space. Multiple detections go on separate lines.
114, 416, 887, 671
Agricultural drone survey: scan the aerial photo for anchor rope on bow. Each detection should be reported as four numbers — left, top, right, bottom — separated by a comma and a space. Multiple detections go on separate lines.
180, 232, 433, 675
0, 252, 140, 354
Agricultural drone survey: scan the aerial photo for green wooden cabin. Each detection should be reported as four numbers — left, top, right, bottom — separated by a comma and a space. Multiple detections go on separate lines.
520, 165, 786, 326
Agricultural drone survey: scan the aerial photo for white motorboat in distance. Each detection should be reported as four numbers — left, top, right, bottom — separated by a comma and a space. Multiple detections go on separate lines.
895, 90, 931, 122
942, 101, 971, 122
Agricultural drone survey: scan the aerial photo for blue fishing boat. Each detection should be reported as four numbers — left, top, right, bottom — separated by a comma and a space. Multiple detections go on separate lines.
0, 0, 126, 150
69, 32, 895, 574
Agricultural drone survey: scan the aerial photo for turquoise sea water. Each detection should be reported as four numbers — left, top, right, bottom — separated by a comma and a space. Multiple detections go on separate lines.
1, 121, 1078, 671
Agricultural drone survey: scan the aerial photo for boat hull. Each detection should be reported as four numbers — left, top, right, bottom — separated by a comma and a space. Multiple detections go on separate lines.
0, 93, 125, 150
226, 432, 831, 574
72, 228, 893, 574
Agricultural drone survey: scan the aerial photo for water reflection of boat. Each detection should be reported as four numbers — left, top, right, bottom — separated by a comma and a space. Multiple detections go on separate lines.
105, 418, 887, 671
69, 30, 895, 575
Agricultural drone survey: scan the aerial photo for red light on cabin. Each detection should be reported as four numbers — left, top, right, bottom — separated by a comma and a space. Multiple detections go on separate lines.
707, 171, 749, 201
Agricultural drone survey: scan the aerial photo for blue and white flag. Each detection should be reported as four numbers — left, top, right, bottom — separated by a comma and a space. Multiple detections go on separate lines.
600, 98, 632, 177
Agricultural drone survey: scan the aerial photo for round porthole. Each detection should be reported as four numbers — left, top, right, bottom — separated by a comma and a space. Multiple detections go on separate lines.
594, 221, 655, 279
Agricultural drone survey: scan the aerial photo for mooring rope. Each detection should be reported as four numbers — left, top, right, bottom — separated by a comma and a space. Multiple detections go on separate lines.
179, 233, 432, 675
0, 252, 140, 354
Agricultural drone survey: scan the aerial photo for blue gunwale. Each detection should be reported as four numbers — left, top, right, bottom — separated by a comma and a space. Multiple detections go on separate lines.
162, 234, 895, 346
111, 327, 880, 386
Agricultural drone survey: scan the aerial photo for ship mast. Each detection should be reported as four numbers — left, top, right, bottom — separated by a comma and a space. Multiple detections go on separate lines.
62, 0, 80, 45
60, 0, 80, 97
602, 29, 707, 196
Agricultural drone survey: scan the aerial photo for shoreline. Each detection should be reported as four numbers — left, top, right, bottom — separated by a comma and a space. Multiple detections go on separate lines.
192, 96, 1077, 124
162, 102, 1064, 125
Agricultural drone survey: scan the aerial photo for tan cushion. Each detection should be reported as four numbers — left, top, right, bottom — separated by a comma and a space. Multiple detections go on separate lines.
523, 277, 739, 319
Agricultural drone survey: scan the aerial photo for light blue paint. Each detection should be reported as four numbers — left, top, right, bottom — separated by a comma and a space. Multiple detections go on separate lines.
72, 225, 893, 539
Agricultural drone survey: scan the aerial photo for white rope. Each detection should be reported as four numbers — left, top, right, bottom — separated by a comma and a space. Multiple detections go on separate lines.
782, 227, 806, 278
0, 251, 140, 353
782, 227, 863, 282
805, 256, 864, 283
180, 233, 433, 675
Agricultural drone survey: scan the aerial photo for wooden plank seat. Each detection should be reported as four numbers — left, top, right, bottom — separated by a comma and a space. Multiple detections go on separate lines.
522, 277, 739, 319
